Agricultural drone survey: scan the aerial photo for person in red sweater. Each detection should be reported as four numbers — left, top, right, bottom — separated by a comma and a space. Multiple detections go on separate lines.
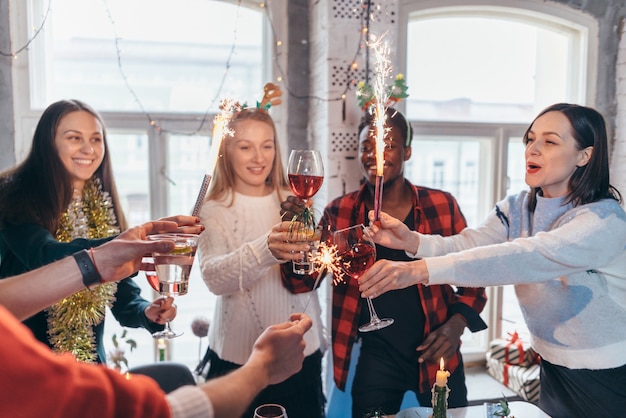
0, 219, 312, 418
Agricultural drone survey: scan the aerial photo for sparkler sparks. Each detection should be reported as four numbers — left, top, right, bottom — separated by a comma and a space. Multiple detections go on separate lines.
207, 98, 237, 175
367, 33, 393, 221
311, 241, 346, 286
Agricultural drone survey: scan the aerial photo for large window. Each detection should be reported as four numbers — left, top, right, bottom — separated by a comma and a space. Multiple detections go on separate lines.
399, 1, 597, 356
14, 0, 270, 369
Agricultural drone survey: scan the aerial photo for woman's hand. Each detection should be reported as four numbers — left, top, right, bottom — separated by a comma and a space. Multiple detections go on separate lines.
157, 215, 204, 235
266, 221, 313, 263
145, 296, 177, 325
367, 210, 419, 254
358, 258, 429, 298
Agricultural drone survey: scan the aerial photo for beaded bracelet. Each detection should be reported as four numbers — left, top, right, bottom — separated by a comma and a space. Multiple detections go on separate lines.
72, 249, 103, 289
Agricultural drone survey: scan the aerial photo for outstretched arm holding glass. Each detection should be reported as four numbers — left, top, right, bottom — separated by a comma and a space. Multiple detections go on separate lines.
360, 103, 626, 418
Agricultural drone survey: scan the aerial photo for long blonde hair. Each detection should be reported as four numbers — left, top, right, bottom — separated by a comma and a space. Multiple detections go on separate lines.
206, 108, 289, 206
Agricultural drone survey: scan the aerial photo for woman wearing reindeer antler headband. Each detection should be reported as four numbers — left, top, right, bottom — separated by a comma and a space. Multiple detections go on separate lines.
196, 84, 326, 418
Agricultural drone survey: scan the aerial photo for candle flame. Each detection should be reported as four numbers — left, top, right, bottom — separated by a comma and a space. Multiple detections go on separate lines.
440, 357, 445, 371
125, 371, 131, 380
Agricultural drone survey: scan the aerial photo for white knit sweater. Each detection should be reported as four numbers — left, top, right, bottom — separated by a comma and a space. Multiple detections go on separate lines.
197, 190, 324, 365
416, 191, 626, 370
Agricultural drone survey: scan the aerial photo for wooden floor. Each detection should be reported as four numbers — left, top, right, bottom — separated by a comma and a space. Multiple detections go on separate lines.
464, 365, 522, 406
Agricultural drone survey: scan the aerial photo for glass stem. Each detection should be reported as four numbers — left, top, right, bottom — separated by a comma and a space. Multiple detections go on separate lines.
366, 297, 381, 322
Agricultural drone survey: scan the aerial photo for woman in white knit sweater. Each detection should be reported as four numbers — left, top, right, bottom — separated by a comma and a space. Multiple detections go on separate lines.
197, 107, 325, 418
359, 103, 626, 417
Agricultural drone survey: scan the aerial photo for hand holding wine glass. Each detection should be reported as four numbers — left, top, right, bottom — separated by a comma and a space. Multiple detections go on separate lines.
333, 224, 394, 332
287, 150, 324, 274
146, 233, 199, 339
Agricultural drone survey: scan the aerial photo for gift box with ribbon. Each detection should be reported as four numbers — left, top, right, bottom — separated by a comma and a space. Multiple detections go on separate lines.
486, 351, 540, 403
488, 331, 539, 367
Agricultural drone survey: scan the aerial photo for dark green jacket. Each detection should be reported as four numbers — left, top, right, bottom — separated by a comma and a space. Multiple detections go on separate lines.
0, 222, 163, 363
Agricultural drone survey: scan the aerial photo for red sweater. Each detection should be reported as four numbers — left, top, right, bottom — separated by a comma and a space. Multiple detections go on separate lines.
0, 305, 170, 418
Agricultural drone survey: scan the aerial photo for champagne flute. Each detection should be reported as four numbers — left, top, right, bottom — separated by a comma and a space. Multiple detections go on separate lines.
254, 404, 288, 418
287, 150, 324, 274
146, 233, 199, 339
334, 224, 394, 332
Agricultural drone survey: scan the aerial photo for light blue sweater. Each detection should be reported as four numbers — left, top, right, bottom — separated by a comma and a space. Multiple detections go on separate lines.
418, 191, 626, 370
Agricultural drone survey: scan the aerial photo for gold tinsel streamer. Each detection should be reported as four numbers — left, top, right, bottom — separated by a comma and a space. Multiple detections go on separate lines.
47, 177, 120, 363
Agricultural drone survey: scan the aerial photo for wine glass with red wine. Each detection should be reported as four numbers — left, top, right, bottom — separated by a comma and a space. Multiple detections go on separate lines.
287, 150, 324, 274
146, 233, 199, 339
333, 224, 394, 332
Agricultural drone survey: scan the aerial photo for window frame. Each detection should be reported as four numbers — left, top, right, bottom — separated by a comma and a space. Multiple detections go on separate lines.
398, 0, 599, 355
9, 0, 281, 367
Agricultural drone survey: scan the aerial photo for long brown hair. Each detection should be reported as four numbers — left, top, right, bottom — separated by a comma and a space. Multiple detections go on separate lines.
0, 99, 127, 233
205, 108, 289, 206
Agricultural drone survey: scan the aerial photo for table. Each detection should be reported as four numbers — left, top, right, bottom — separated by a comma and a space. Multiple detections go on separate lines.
394, 401, 551, 417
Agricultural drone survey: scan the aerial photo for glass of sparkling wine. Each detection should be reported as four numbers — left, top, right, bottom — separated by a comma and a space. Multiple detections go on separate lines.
147, 233, 199, 339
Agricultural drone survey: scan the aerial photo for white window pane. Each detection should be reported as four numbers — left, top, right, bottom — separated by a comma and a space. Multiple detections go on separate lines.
501, 139, 530, 339
406, 16, 573, 123
167, 134, 212, 216
104, 132, 157, 366
108, 132, 151, 226
166, 134, 216, 369
36, 0, 264, 112
404, 135, 495, 352
507, 140, 527, 195
405, 136, 493, 228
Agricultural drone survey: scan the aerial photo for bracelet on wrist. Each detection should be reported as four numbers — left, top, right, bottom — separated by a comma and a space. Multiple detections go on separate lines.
72, 249, 103, 289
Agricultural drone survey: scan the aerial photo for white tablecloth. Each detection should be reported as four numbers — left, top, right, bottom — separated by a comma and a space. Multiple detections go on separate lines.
394, 401, 551, 417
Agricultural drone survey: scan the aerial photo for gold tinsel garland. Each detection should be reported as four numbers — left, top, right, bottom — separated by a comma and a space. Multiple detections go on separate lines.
47, 177, 120, 363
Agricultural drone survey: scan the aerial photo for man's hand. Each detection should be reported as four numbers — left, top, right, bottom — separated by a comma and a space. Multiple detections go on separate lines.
280, 196, 306, 221
94, 221, 179, 283
247, 313, 313, 386
416, 314, 467, 364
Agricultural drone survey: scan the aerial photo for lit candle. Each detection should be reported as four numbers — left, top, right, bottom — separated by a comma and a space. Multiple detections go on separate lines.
158, 338, 166, 362
125, 371, 131, 380
436, 357, 450, 387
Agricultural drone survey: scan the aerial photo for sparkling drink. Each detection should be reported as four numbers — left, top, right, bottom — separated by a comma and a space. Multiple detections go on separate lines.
147, 233, 199, 339
152, 253, 194, 296
288, 174, 323, 200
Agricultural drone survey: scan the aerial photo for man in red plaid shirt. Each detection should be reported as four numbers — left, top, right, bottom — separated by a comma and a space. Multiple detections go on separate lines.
281, 108, 487, 417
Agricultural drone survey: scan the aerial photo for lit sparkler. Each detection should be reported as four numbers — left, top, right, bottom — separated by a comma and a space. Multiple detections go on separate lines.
191, 100, 237, 216
311, 241, 346, 286
368, 33, 393, 222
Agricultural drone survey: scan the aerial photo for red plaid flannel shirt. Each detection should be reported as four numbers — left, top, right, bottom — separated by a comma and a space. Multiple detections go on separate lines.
281, 181, 487, 392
